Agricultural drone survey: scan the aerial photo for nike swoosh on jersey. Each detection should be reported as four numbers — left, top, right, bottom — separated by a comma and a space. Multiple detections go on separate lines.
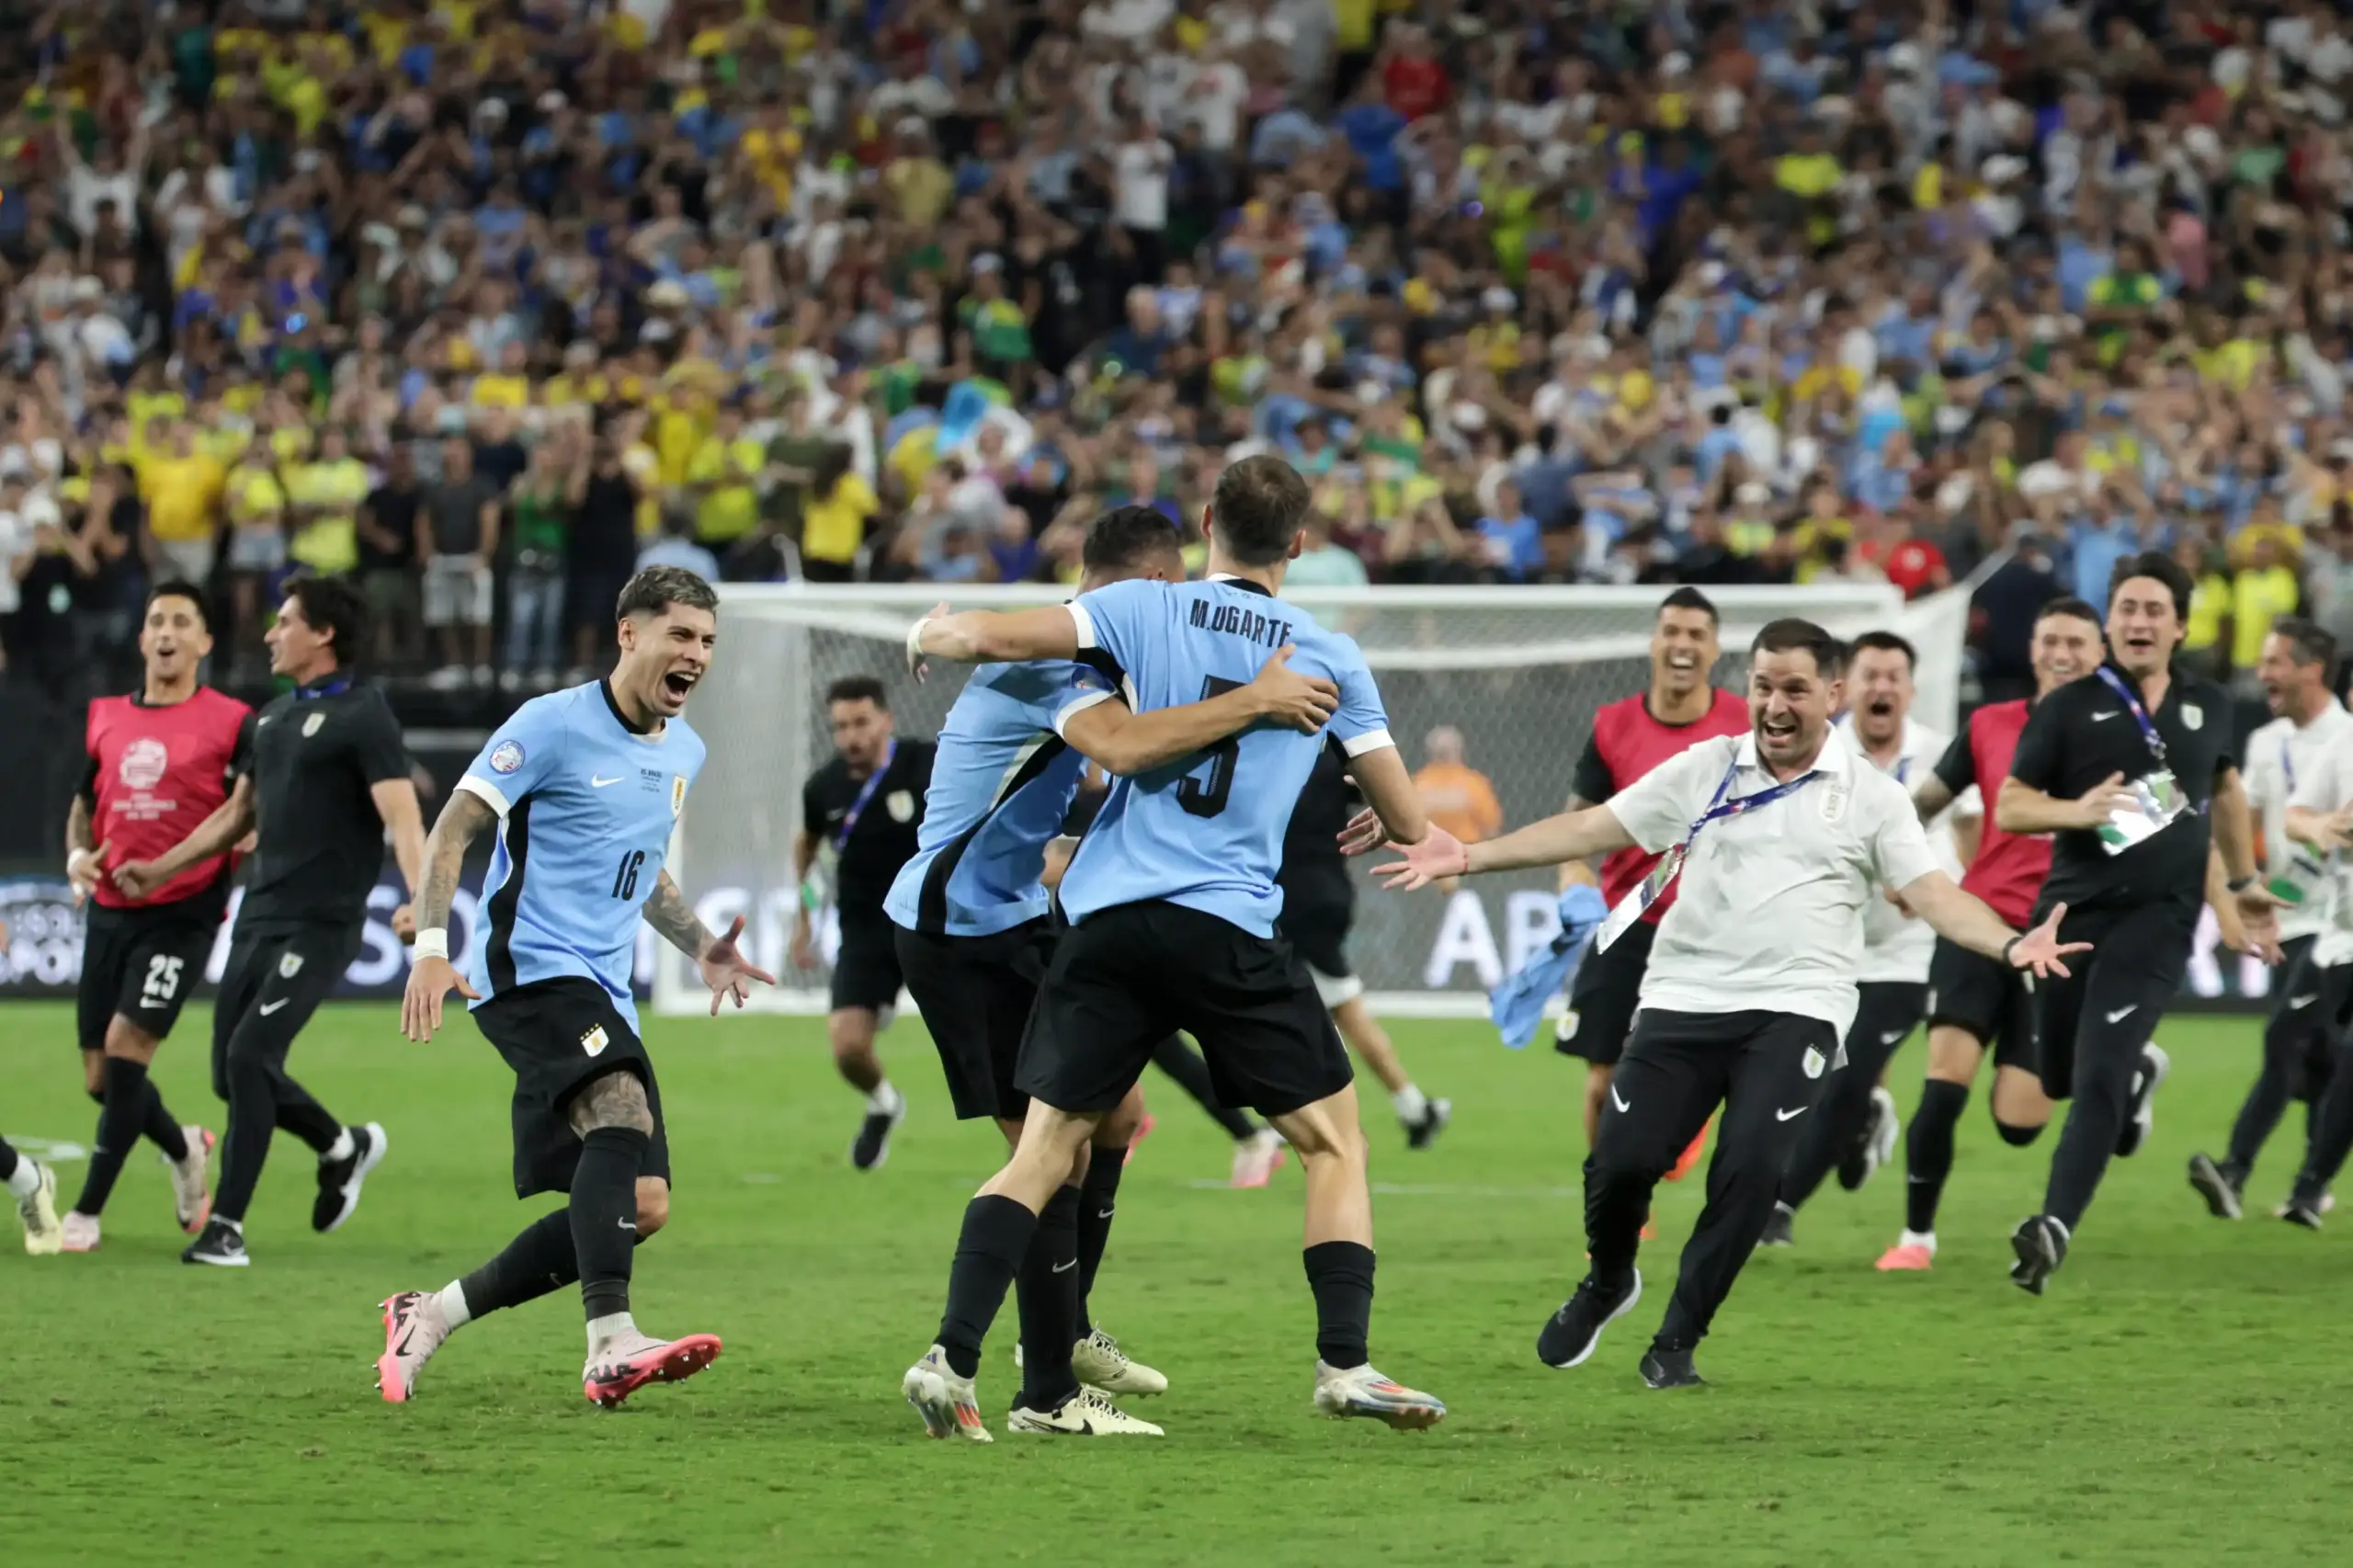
591, 775, 624, 788
1775, 1107, 1807, 1122
2093, 710, 2121, 722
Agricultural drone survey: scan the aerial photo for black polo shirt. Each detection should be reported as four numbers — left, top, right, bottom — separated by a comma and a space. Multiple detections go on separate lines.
802, 739, 936, 911
2007, 659, 2236, 921
240, 679, 412, 929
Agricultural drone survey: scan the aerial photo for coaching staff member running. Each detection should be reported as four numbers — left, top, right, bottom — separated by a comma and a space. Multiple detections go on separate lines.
1370, 619, 2083, 1387
791, 676, 934, 1171
1996, 551, 2279, 1293
117, 577, 427, 1267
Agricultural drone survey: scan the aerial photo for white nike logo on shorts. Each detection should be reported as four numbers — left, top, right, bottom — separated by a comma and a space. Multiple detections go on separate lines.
2290, 994, 2319, 1010
1775, 1107, 1807, 1122
258, 999, 289, 1016
2105, 1005, 2138, 1024
591, 776, 623, 788
1610, 1087, 1631, 1114
1881, 1029, 1904, 1045
1051, 1259, 1076, 1274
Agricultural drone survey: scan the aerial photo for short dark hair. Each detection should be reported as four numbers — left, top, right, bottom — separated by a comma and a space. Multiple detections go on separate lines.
282, 575, 366, 665
1210, 455, 1313, 566
2270, 615, 2339, 681
1081, 505, 1184, 574
1848, 630, 1917, 672
2107, 551, 2194, 624
2036, 596, 2102, 630
1657, 585, 1719, 626
826, 675, 888, 710
144, 579, 210, 631
618, 564, 718, 621
1750, 618, 1845, 678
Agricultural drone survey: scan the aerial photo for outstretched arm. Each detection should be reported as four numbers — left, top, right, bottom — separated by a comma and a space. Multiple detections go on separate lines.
1898, 870, 2088, 977
910, 605, 1081, 667
647, 869, 776, 1014
643, 869, 716, 958
410, 789, 496, 937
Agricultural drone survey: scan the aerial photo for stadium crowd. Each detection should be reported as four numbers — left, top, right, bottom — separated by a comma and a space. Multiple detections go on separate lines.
0, 0, 2346, 697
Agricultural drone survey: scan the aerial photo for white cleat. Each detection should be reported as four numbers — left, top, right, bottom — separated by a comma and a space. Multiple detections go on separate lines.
903, 1344, 992, 1442
2117, 1045, 2170, 1158
376, 1290, 454, 1403
167, 1126, 216, 1234
1007, 1384, 1165, 1437
1231, 1129, 1287, 1188
1866, 1086, 1900, 1178
17, 1162, 63, 1256
59, 1211, 100, 1253
1072, 1327, 1167, 1396
1313, 1360, 1447, 1431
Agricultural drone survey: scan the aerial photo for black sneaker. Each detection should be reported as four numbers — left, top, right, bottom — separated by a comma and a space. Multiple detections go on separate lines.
2008, 1214, 2068, 1295
1757, 1202, 1795, 1249
2186, 1153, 2245, 1221
2113, 1046, 2170, 1158
850, 1098, 905, 1172
1404, 1098, 1452, 1151
313, 1122, 389, 1233
182, 1217, 249, 1267
1536, 1269, 1643, 1369
2280, 1195, 2326, 1231
1639, 1346, 1705, 1390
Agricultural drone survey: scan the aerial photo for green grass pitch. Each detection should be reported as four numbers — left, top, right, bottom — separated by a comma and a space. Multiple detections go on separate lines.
6, 1002, 2352, 1566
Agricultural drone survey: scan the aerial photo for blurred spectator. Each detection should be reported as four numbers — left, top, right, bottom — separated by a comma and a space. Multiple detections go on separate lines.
1413, 725, 1502, 846
419, 439, 500, 688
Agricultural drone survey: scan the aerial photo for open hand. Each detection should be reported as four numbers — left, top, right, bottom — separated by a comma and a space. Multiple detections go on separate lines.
1371, 824, 1470, 892
402, 954, 479, 1042
2005, 902, 2095, 980
2072, 773, 2139, 830
1336, 806, 1389, 857
699, 914, 778, 1015
2234, 883, 2283, 964
1247, 645, 1339, 733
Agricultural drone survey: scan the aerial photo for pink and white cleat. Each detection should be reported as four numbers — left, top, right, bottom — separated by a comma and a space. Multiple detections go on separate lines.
1876, 1233, 1936, 1272
1231, 1129, 1287, 1188
583, 1331, 722, 1410
168, 1127, 217, 1234
1122, 1114, 1157, 1165
59, 1212, 101, 1253
377, 1290, 454, 1404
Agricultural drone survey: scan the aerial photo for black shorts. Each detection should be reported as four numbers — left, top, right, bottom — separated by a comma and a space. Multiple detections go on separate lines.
1278, 896, 1359, 1006
1845, 980, 1930, 1077
1556, 917, 1654, 1066
1925, 938, 2039, 1073
896, 919, 1053, 1122
1017, 900, 1353, 1118
78, 897, 222, 1052
210, 920, 363, 1101
831, 905, 905, 1015
471, 977, 673, 1199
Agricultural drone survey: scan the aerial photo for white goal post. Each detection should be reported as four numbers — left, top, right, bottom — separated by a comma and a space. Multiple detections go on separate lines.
652, 582, 1967, 1018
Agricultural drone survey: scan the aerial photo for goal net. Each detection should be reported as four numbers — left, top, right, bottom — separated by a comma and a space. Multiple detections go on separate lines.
654, 582, 1958, 1017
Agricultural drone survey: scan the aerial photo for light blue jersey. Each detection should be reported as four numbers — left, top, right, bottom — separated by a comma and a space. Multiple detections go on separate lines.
882, 657, 1120, 938
456, 681, 707, 1028
1063, 576, 1392, 937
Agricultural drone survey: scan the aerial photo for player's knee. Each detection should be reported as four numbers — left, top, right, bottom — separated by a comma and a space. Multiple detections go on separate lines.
1096, 1087, 1146, 1151
1994, 1119, 2043, 1147
827, 1010, 876, 1056
634, 1181, 669, 1238
102, 1017, 161, 1062
82, 1051, 107, 1098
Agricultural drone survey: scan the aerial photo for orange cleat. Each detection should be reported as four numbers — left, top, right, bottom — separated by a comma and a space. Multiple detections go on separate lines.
1875, 1243, 1934, 1272
1665, 1119, 1712, 1183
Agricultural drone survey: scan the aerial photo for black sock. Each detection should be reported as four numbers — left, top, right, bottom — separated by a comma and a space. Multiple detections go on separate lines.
0, 1137, 18, 1184
1905, 1080, 1969, 1235
142, 1079, 188, 1163
461, 1210, 582, 1316
1302, 1240, 1376, 1369
1152, 1036, 1258, 1141
1014, 1186, 1083, 1411
1074, 1152, 1126, 1336
74, 1056, 156, 1217
570, 1126, 648, 1323
937, 1193, 1040, 1379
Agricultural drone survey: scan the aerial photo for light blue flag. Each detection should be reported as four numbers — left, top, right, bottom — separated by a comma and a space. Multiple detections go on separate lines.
1489, 884, 1611, 1050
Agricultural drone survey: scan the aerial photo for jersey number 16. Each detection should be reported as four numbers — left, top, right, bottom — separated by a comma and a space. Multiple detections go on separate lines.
610, 849, 646, 901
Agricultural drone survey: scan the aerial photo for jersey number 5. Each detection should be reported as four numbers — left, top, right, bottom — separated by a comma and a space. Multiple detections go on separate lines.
1177, 676, 1243, 819
610, 848, 646, 901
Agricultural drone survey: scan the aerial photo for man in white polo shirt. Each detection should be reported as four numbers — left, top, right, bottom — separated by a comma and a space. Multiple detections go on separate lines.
1366, 619, 2082, 1387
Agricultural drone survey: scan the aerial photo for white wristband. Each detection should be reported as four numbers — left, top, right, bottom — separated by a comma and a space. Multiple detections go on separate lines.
66, 847, 98, 880
413, 927, 449, 960
904, 617, 933, 675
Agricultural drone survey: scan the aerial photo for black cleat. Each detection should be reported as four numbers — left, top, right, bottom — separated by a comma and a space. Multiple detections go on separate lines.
313, 1122, 388, 1233
2113, 1046, 2169, 1158
1639, 1346, 1705, 1390
850, 1101, 905, 1172
2008, 1214, 2067, 1295
1756, 1202, 1795, 1249
1404, 1098, 1451, 1151
2186, 1153, 2245, 1221
2280, 1196, 2326, 1232
182, 1217, 249, 1267
1536, 1269, 1643, 1369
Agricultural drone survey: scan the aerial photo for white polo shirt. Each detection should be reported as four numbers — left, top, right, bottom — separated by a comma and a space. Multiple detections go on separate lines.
1838, 715, 1959, 985
2287, 718, 2353, 967
2245, 700, 2353, 944
1608, 729, 1943, 1040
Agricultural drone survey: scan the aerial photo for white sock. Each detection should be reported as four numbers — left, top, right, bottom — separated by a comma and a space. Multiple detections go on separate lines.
1898, 1229, 1937, 1254
438, 1279, 472, 1330
220, 1216, 242, 1234
866, 1081, 904, 1117
1392, 1085, 1429, 1123
324, 1127, 356, 1164
4, 1158, 40, 1199
586, 1311, 637, 1353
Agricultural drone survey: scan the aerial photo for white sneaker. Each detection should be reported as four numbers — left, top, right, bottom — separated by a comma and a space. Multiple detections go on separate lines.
1007, 1384, 1165, 1437
903, 1344, 992, 1442
60, 1211, 100, 1253
2117, 1044, 2170, 1158
167, 1126, 216, 1234
1866, 1085, 1900, 1181
1072, 1327, 1167, 1396
17, 1163, 62, 1255
1313, 1360, 1447, 1431
376, 1290, 453, 1403
1231, 1129, 1286, 1188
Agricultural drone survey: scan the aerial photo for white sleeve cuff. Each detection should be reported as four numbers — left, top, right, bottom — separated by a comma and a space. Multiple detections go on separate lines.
1066, 600, 1099, 651
457, 774, 511, 819
1051, 688, 1117, 737
1338, 727, 1395, 758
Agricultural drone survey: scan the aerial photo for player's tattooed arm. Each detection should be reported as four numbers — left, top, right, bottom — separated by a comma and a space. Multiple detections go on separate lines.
414, 789, 498, 934
644, 869, 717, 958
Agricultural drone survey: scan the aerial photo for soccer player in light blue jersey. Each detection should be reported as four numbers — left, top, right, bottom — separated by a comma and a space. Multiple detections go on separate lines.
896, 455, 1450, 1439
378, 566, 774, 1410
887, 505, 1341, 1437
